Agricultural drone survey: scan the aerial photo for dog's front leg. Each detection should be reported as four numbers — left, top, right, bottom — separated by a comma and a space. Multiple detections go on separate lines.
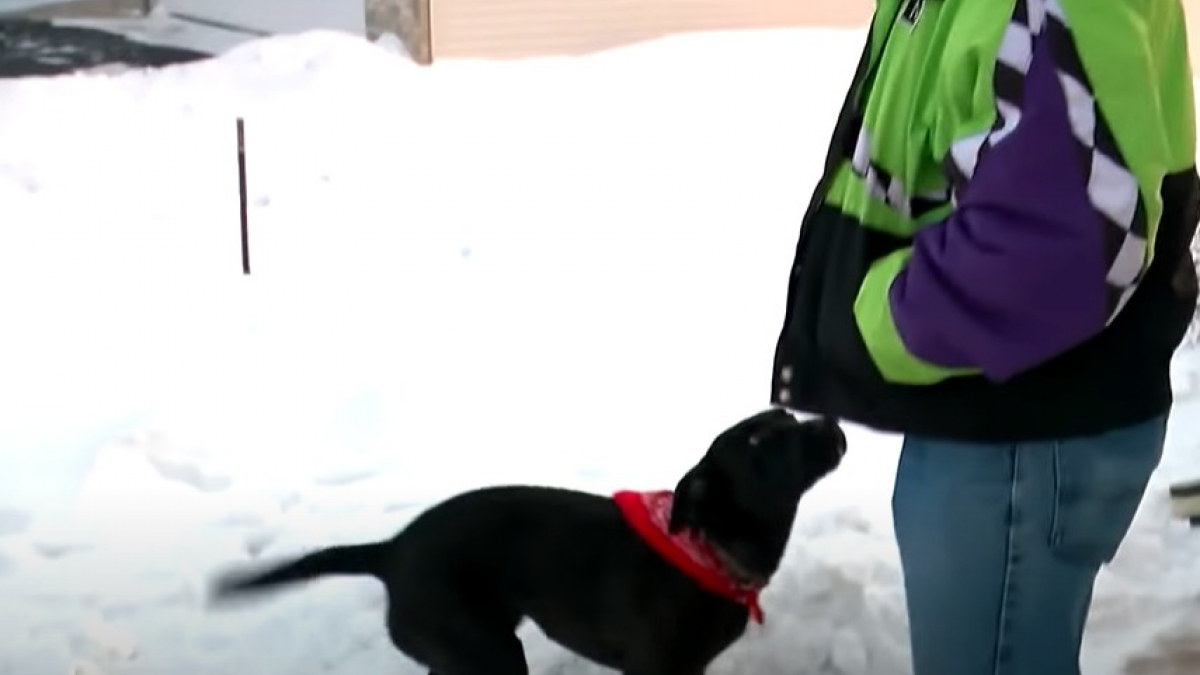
623, 654, 706, 675
628, 662, 700, 672
624, 666, 705, 675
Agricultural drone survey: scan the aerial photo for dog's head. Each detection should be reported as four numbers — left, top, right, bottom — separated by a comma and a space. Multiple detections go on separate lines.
668, 408, 846, 583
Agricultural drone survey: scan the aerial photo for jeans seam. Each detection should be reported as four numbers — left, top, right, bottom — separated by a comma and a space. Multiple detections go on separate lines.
991, 446, 1020, 675
1049, 440, 1062, 547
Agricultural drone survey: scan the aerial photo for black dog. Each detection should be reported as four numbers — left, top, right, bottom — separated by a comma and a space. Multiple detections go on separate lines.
207, 408, 846, 675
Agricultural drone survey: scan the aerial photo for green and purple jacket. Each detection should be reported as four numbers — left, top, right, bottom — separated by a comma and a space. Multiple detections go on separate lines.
772, 0, 1200, 441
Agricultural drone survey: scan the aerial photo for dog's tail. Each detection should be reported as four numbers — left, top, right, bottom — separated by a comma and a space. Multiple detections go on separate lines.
208, 541, 387, 602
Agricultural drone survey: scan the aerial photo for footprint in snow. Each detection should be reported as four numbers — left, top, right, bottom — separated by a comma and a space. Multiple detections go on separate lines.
70, 659, 107, 675
830, 627, 870, 675
0, 508, 31, 537
143, 450, 232, 494
243, 528, 280, 557
33, 540, 94, 559
313, 468, 379, 487
214, 512, 266, 528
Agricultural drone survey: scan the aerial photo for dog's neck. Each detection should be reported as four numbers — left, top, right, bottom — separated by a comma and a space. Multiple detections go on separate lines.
612, 490, 766, 624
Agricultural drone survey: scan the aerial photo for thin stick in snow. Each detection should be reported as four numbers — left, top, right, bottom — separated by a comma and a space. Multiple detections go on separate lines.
237, 117, 250, 275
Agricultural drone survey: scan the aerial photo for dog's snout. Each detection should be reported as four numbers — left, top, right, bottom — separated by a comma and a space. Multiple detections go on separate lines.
813, 416, 847, 457
830, 422, 847, 457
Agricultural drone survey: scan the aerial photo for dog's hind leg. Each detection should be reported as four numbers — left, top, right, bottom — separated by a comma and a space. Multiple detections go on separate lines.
624, 651, 708, 675
413, 631, 526, 675
626, 665, 705, 675
386, 603, 526, 675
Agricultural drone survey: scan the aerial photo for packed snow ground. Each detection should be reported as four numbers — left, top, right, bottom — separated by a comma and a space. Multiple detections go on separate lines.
1, 27, 1199, 675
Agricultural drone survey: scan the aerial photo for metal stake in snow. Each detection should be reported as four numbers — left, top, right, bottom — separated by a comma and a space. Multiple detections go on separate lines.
237, 117, 250, 275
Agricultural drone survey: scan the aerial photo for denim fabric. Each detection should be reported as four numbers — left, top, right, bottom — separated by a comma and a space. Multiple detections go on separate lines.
892, 415, 1167, 675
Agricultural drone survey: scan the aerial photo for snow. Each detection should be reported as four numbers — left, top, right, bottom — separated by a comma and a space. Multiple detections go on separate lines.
0, 25, 1198, 675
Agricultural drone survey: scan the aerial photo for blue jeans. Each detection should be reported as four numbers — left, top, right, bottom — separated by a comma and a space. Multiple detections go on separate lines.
892, 415, 1167, 675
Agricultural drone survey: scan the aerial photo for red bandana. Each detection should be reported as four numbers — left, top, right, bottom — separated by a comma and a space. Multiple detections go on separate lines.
612, 490, 764, 624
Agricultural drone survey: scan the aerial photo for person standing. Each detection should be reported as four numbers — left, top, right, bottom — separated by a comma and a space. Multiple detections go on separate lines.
771, 0, 1200, 673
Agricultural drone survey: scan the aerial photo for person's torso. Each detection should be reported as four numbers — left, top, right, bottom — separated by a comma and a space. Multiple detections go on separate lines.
771, 0, 1200, 441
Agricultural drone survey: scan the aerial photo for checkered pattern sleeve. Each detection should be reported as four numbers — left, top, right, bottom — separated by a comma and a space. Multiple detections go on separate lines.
853, 0, 1193, 386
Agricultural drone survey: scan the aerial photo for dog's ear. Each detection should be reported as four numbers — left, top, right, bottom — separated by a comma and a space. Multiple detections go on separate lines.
668, 467, 708, 534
